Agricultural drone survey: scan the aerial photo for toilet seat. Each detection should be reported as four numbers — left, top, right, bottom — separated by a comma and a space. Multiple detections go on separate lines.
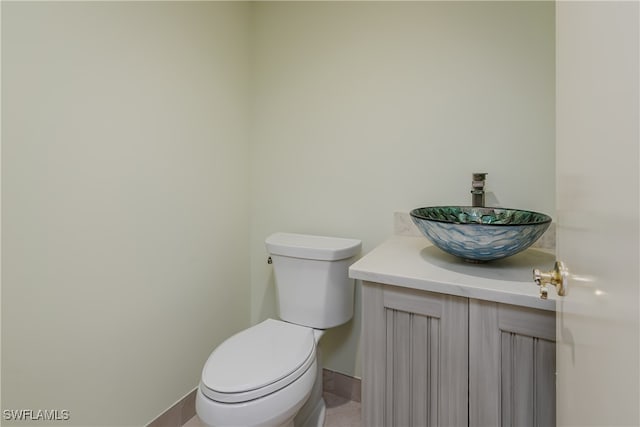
200, 319, 316, 404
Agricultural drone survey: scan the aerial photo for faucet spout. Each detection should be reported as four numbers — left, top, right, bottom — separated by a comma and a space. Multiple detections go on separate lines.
471, 173, 487, 207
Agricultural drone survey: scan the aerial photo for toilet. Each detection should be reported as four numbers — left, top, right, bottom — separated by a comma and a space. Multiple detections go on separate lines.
196, 232, 362, 427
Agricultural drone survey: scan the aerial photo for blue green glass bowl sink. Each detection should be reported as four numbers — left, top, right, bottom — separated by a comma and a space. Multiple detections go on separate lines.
410, 206, 552, 263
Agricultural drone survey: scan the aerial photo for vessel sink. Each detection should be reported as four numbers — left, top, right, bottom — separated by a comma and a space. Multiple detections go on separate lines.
410, 206, 552, 263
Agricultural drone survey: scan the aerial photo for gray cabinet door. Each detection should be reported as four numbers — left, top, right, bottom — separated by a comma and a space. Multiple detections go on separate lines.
469, 299, 556, 427
362, 282, 468, 427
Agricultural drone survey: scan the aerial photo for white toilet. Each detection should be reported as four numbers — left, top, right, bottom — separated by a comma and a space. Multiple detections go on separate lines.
196, 232, 361, 427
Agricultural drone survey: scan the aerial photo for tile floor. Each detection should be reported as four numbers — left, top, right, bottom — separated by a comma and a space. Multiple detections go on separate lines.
322, 392, 361, 427
183, 392, 361, 427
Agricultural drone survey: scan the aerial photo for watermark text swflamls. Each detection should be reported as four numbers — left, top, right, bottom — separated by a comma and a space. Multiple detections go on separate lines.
3, 409, 70, 422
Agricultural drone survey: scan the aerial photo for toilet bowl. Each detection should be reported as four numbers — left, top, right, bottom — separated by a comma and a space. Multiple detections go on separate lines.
196, 319, 322, 427
196, 233, 361, 427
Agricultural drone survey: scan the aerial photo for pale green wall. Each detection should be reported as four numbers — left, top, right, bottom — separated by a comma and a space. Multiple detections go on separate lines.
249, 1, 555, 377
1, 1, 555, 424
2, 2, 251, 426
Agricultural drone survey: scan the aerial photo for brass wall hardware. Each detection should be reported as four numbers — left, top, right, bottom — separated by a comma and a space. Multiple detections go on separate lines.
533, 261, 568, 299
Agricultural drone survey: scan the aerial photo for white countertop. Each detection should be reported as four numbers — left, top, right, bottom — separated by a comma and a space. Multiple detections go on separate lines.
349, 235, 557, 311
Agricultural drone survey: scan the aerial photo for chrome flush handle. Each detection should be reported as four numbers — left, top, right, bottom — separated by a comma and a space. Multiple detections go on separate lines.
533, 261, 569, 299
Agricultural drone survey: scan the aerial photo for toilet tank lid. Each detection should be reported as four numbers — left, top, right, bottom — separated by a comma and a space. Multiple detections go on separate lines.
266, 233, 361, 261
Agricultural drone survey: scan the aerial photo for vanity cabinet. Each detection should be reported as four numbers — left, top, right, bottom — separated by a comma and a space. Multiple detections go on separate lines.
362, 281, 556, 427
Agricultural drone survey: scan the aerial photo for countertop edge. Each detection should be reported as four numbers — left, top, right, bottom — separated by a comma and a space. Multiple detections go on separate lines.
349, 236, 557, 312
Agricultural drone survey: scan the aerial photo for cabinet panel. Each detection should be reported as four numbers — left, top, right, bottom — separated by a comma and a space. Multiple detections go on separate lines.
363, 283, 555, 427
502, 333, 535, 426
387, 309, 412, 426
362, 282, 386, 426
411, 314, 439, 427
534, 338, 556, 426
362, 282, 468, 427
470, 299, 556, 427
501, 332, 556, 426
469, 299, 501, 425
385, 308, 440, 426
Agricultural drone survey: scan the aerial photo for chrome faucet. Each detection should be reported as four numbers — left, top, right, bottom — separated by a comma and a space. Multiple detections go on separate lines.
471, 173, 487, 207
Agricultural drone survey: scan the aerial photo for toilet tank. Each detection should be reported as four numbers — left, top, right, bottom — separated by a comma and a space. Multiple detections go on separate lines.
265, 233, 362, 329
